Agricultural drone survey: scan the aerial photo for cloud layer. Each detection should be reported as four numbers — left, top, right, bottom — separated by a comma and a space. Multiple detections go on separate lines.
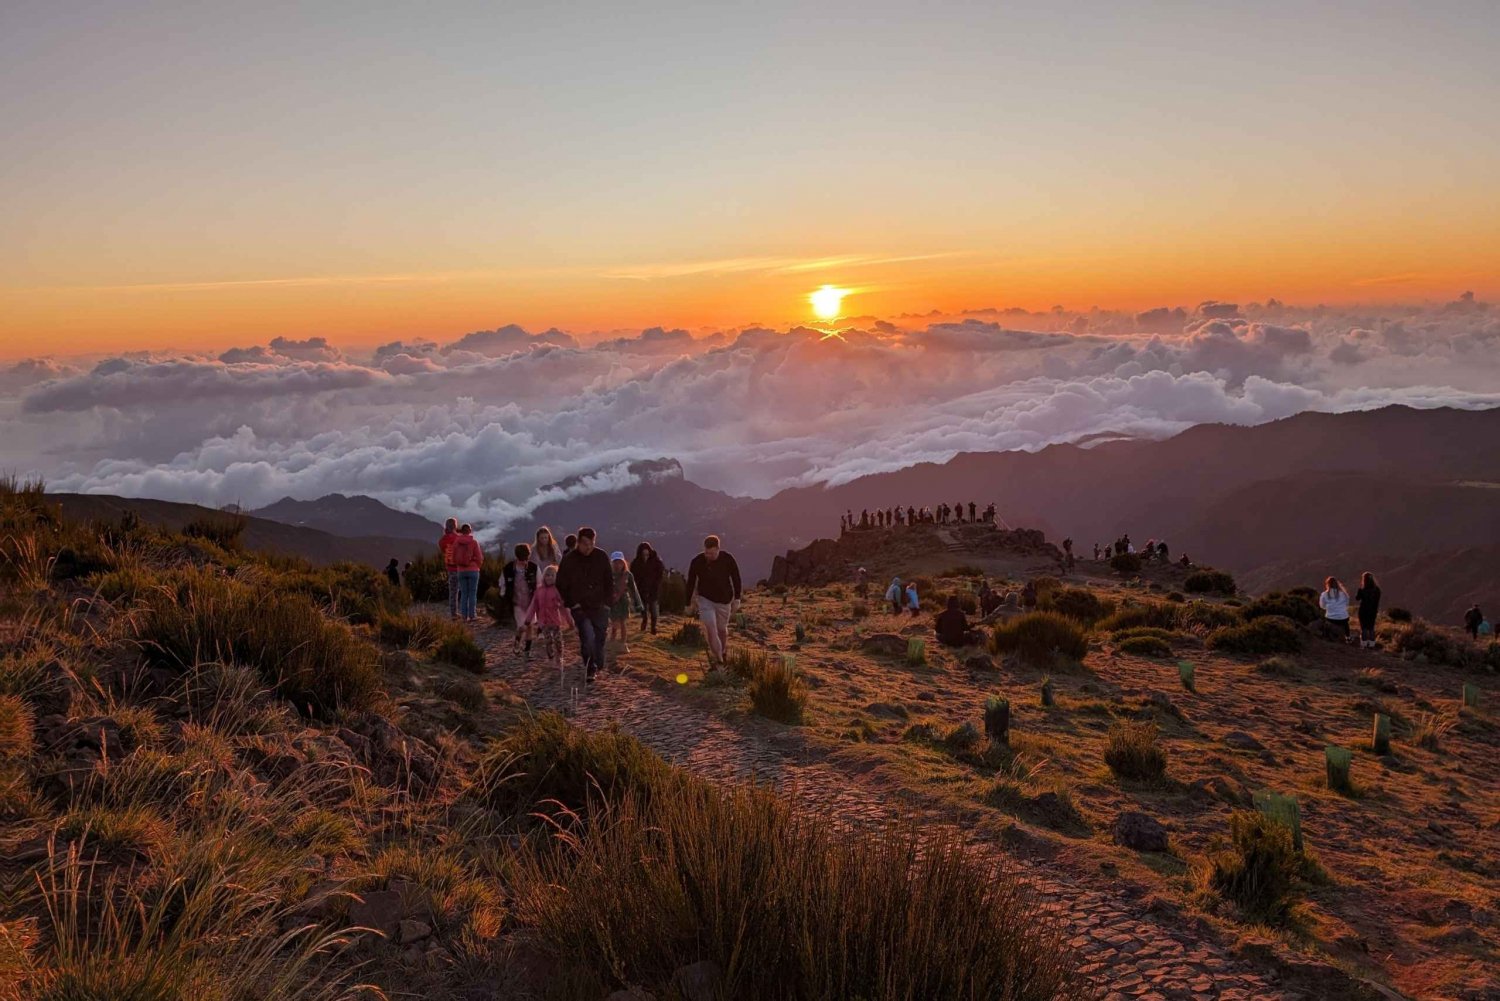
6, 296, 1499, 534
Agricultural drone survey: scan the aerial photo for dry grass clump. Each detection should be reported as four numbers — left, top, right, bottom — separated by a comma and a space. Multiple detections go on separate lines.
1117, 634, 1172, 658
0, 693, 35, 759
1183, 569, 1236, 595
1040, 586, 1113, 625
1409, 711, 1456, 750
1207, 616, 1303, 656
990, 612, 1089, 667
513, 783, 1088, 1000
747, 656, 809, 724
1104, 721, 1168, 781
1242, 592, 1321, 626
1197, 810, 1306, 925
1095, 601, 1180, 634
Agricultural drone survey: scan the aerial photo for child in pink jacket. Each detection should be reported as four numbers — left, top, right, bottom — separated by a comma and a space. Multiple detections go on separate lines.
523, 564, 571, 665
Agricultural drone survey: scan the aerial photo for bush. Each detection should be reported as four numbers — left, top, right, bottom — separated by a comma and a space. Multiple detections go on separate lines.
1288, 586, 1319, 602
1386, 607, 1413, 623
1178, 601, 1242, 632
942, 564, 985, 578
1117, 635, 1172, 658
467, 712, 676, 819
669, 621, 703, 648
1242, 592, 1320, 626
513, 781, 1088, 1001
748, 656, 808, 724
990, 612, 1089, 667
1096, 602, 1179, 633
1207, 616, 1303, 656
433, 628, 485, 672
1041, 587, 1112, 625
1256, 656, 1300, 678
1104, 721, 1167, 781
1383, 619, 1474, 667
659, 571, 688, 616
931, 590, 979, 615
182, 512, 248, 550
133, 569, 382, 716
1109, 552, 1142, 574
404, 551, 450, 602
1200, 810, 1303, 924
1183, 569, 1236, 595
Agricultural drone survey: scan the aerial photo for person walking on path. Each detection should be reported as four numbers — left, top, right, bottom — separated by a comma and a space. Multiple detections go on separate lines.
438, 518, 461, 620
522, 564, 571, 669
608, 551, 644, 653
450, 524, 484, 623
630, 542, 665, 635
556, 527, 614, 682
685, 535, 743, 668
532, 526, 563, 568
1354, 571, 1381, 649
1464, 603, 1484, 639
1319, 576, 1351, 639
502, 543, 539, 658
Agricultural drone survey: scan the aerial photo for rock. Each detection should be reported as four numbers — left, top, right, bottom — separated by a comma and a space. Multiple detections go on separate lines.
860, 633, 908, 656
398, 918, 432, 944
864, 701, 908, 719
348, 889, 403, 935
964, 654, 996, 672
671, 960, 724, 1001
1112, 811, 1170, 852
1146, 691, 1184, 720
1222, 730, 1264, 752
915, 691, 937, 702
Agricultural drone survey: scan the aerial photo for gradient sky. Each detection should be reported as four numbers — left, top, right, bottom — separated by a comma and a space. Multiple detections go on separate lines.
3, 0, 1499, 357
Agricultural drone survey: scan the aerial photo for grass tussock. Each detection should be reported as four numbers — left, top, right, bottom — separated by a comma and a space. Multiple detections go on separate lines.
747, 656, 808, 724
513, 783, 1088, 1000
1104, 721, 1168, 781
1183, 569, 1236, 595
1040, 586, 1113, 625
990, 612, 1088, 667
1095, 601, 1180, 634
1116, 634, 1172, 658
1197, 810, 1308, 925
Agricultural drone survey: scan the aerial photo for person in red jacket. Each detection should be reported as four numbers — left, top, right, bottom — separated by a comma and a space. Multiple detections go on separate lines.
450, 524, 484, 623
437, 518, 460, 620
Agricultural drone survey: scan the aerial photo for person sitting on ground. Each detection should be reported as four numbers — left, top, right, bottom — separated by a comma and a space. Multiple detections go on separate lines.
1179, 553, 1191, 568
935, 595, 979, 647
1143, 540, 1156, 561
608, 551, 643, 654
1319, 576, 1352, 640
1480, 618, 1494, 637
522, 564, 572, 668
1353, 571, 1381, 649
1464, 603, 1484, 639
685, 535, 743, 668
905, 580, 921, 616
502, 543, 539, 658
384, 557, 401, 587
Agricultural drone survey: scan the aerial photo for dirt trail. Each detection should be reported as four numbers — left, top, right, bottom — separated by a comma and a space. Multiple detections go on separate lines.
477, 625, 1303, 1001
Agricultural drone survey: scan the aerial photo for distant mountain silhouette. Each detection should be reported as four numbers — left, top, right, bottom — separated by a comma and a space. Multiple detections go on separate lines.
54, 494, 429, 567
252, 493, 443, 543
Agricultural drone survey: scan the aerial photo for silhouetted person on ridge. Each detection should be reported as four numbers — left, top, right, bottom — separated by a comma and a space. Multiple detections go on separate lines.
439, 517, 461, 620
385, 558, 401, 587
1465, 604, 1484, 639
907, 505, 916, 525
1156, 540, 1170, 563
969, 501, 977, 522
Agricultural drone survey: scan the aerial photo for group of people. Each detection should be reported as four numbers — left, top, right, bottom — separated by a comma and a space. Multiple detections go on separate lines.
431, 521, 742, 683
841, 501, 997, 533
1090, 535, 1182, 565
1316, 573, 1383, 647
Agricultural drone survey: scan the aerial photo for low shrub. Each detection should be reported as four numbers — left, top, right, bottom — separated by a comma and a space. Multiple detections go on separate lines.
1109, 552, 1142, 574
1096, 602, 1179, 633
1200, 810, 1304, 924
1243, 592, 1320, 626
0, 694, 34, 759
1104, 721, 1167, 781
1383, 619, 1474, 667
1041, 587, 1112, 625
659, 571, 688, 616
435, 675, 487, 711
1207, 616, 1303, 656
670, 621, 704, 648
1256, 656, 1300, 678
748, 656, 808, 724
1385, 607, 1413, 623
433, 629, 485, 673
182, 512, 249, 550
1117, 635, 1172, 658
1178, 601, 1242, 632
942, 564, 985, 578
1183, 569, 1236, 595
990, 612, 1089, 667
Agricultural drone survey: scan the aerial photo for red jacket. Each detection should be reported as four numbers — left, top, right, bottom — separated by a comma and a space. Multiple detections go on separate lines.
449, 534, 483, 572
438, 530, 460, 570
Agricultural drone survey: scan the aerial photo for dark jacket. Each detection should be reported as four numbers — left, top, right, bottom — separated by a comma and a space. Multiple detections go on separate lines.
935, 606, 972, 647
631, 547, 665, 601
1354, 585, 1381, 623
502, 560, 538, 597
556, 546, 614, 611
686, 551, 742, 605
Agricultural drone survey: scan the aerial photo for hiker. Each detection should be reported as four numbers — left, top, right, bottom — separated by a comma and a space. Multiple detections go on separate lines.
1464, 604, 1484, 639
1092, 543, 1101, 561
840, 514, 847, 534
860, 509, 869, 529
1020, 580, 1037, 609
886, 507, 894, 527
854, 566, 870, 599
1354, 571, 1381, 649
1179, 553, 1191, 568
1156, 540, 1170, 563
450, 524, 484, 624
1143, 540, 1156, 561
502, 543, 539, 658
935, 595, 979, 647
685, 534, 743, 668
1319, 576, 1351, 639
969, 501, 977, 522
905, 580, 921, 616
955, 500, 964, 523
438, 518, 461, 620
402, 560, 413, 584
556, 527, 613, 682
608, 551, 643, 653
978, 580, 1000, 617
885, 576, 904, 615
522, 564, 571, 667
907, 505, 916, 525
630, 542, 664, 635
532, 526, 563, 567
384, 557, 401, 587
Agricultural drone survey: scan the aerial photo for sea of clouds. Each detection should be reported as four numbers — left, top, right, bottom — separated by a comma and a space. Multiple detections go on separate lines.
4, 293, 1497, 532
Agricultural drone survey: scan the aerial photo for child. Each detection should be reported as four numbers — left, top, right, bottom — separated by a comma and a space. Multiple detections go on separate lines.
608, 551, 643, 653
502, 543, 538, 658
523, 564, 571, 666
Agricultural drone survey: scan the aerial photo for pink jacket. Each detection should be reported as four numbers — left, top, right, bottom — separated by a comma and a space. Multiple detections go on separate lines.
449, 534, 483, 572
438, 530, 459, 570
523, 584, 568, 628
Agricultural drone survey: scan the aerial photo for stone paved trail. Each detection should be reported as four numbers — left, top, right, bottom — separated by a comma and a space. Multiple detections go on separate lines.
477, 626, 1291, 1001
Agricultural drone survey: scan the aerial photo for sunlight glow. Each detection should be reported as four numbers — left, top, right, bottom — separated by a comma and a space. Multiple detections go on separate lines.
809, 284, 849, 320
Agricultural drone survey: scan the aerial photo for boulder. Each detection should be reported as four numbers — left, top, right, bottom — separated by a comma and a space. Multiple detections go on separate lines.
671, 960, 724, 1001
1222, 731, 1264, 752
348, 889, 403, 936
1112, 811, 1170, 853
397, 919, 432, 945
861, 633, 908, 656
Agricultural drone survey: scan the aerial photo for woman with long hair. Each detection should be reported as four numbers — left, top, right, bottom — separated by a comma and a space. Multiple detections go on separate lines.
1354, 571, 1381, 649
532, 526, 562, 567
1319, 575, 1351, 640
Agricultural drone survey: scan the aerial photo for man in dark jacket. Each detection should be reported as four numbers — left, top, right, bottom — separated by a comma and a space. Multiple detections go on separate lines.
685, 534, 742, 667
935, 596, 978, 647
631, 542, 665, 635
1464, 604, 1484, 639
556, 527, 614, 680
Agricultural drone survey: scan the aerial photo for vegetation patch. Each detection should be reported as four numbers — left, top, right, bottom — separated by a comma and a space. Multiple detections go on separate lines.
1117, 635, 1172, 658
990, 612, 1089, 667
1207, 616, 1303, 656
1198, 810, 1307, 925
1104, 721, 1167, 781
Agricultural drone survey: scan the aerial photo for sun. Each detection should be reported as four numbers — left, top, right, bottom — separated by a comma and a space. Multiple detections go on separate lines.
809, 284, 849, 320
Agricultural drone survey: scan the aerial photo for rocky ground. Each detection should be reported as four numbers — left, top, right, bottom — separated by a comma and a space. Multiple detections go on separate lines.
460, 545, 1499, 1001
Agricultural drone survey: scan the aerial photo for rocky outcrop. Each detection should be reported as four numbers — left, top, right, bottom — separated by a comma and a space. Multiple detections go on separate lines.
767, 523, 1061, 587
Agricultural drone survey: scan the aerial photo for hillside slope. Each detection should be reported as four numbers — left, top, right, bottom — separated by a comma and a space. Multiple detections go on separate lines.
251, 493, 443, 542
